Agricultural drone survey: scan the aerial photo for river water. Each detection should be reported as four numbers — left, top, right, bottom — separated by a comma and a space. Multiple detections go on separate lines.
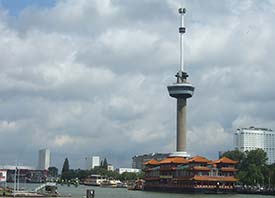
8, 183, 273, 198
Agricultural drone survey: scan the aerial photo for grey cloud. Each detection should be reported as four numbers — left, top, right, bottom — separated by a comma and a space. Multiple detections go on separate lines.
0, 0, 274, 169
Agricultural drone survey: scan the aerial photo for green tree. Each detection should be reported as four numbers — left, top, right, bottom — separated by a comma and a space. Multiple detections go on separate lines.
119, 172, 141, 181
48, 166, 58, 177
244, 149, 268, 167
222, 150, 245, 169
223, 149, 268, 186
268, 163, 275, 186
100, 158, 108, 170
61, 158, 70, 180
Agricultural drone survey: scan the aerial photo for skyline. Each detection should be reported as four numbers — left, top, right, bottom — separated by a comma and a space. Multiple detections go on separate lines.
0, 0, 274, 170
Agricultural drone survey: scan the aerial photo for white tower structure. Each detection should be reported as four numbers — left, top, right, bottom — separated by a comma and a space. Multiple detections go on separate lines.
235, 127, 275, 164
168, 8, 194, 157
38, 149, 50, 170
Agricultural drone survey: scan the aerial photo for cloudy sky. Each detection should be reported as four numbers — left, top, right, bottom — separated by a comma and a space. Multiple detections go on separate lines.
0, 0, 274, 170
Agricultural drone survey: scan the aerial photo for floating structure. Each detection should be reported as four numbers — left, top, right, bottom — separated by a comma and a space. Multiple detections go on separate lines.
143, 156, 238, 193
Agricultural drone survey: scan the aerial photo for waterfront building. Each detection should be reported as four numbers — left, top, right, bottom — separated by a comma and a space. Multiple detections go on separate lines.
132, 153, 170, 169
0, 165, 47, 183
144, 156, 238, 193
85, 156, 100, 170
118, 168, 141, 174
107, 164, 114, 171
38, 149, 50, 170
234, 126, 275, 164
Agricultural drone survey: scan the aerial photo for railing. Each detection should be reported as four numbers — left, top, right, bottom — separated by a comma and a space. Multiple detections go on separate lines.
34, 182, 56, 192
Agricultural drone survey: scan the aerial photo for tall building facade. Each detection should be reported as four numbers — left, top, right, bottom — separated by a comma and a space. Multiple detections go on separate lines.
85, 156, 100, 170
38, 149, 50, 170
234, 127, 275, 164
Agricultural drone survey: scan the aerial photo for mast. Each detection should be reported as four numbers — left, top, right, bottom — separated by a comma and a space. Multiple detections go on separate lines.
179, 8, 186, 72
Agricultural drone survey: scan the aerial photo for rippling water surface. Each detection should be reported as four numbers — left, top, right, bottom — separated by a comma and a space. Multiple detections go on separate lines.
9, 183, 273, 198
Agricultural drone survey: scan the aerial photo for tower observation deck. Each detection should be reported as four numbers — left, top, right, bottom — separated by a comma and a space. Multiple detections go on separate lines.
167, 8, 195, 154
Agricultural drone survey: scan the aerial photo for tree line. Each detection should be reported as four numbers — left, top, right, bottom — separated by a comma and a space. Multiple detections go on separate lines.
222, 148, 275, 186
55, 157, 144, 182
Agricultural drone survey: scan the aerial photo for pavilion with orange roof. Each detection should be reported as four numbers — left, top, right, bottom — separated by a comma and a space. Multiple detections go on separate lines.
143, 155, 239, 193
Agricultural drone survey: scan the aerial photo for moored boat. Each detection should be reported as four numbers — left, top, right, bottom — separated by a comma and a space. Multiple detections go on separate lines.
82, 175, 107, 186
100, 179, 123, 188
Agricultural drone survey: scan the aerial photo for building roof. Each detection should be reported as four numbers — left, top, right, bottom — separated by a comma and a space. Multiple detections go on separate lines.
212, 157, 238, 164
188, 156, 209, 163
159, 157, 189, 164
144, 159, 160, 165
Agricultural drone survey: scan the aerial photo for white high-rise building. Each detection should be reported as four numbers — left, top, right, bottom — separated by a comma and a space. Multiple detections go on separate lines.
234, 127, 275, 164
38, 149, 50, 170
85, 156, 100, 170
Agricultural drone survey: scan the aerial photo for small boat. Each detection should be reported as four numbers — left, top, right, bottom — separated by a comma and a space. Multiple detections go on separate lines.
127, 179, 144, 191
100, 180, 123, 188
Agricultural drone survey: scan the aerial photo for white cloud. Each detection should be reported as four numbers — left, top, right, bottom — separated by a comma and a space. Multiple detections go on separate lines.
0, 121, 17, 132
187, 122, 232, 158
53, 135, 76, 147
0, 0, 274, 169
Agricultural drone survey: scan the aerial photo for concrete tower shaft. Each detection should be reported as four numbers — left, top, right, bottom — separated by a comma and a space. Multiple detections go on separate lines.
167, 8, 194, 153
177, 98, 186, 151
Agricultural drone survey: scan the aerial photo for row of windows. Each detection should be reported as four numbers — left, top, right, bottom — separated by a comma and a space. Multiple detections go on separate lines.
146, 171, 235, 178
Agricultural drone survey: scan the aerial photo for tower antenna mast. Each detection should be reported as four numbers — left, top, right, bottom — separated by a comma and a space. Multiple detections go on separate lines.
179, 8, 186, 72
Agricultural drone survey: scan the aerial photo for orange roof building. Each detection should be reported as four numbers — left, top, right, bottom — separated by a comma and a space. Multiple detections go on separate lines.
144, 159, 160, 166
188, 156, 210, 163
144, 155, 238, 193
212, 157, 238, 164
159, 157, 189, 164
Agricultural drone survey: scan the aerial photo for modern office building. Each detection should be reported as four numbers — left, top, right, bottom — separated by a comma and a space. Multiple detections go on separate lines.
132, 153, 170, 169
85, 156, 100, 170
38, 149, 50, 170
234, 126, 275, 164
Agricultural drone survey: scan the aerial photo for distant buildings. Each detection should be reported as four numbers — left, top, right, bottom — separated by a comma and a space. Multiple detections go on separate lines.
0, 165, 47, 183
234, 127, 275, 164
118, 168, 141, 174
132, 153, 170, 169
38, 149, 50, 170
107, 164, 114, 171
85, 156, 100, 170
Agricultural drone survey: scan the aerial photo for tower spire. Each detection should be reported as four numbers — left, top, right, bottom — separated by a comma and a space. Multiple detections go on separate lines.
179, 8, 186, 72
